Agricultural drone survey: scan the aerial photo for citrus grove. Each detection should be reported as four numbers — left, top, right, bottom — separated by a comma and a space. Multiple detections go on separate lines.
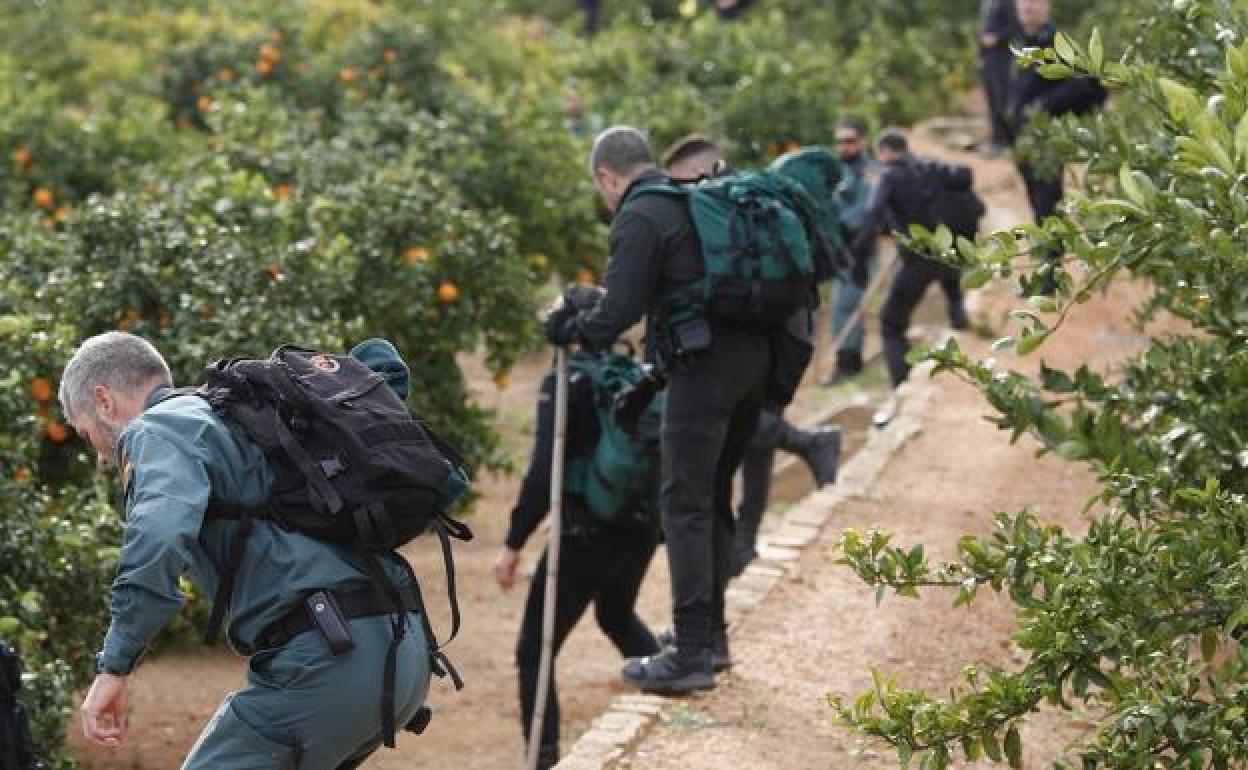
0, 0, 1205, 768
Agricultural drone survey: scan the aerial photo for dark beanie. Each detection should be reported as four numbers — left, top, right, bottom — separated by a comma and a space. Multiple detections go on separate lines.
349, 338, 410, 400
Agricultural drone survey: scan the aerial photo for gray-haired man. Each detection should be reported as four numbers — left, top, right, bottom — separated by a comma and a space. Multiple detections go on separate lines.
67, 332, 430, 769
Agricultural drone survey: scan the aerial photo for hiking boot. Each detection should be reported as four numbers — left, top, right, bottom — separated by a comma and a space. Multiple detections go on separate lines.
801, 427, 842, 487
621, 647, 715, 694
655, 629, 732, 673
872, 395, 899, 428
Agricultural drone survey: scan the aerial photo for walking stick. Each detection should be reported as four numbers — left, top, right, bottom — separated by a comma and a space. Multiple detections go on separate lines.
526, 346, 569, 770
816, 250, 900, 379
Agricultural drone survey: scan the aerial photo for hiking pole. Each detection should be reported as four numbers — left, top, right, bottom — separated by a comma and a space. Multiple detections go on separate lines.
526, 346, 569, 770
817, 249, 901, 378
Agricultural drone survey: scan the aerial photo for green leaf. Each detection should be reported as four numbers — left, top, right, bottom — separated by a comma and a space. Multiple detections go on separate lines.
961, 268, 992, 290
1088, 28, 1104, 72
1158, 77, 1202, 123
1054, 31, 1078, 65
1234, 110, 1248, 164
1056, 440, 1088, 460
1004, 725, 1023, 769
1016, 329, 1051, 356
0, 617, 20, 636
1223, 604, 1248, 635
982, 728, 1003, 761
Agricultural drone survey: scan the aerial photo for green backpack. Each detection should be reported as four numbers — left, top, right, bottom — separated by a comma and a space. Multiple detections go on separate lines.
768, 146, 847, 282
627, 170, 824, 329
564, 350, 665, 522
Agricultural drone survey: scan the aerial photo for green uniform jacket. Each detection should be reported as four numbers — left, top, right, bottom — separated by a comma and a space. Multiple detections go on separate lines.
99, 386, 411, 673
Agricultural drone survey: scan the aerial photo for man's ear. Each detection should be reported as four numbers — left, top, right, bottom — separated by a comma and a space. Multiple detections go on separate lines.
93, 384, 115, 420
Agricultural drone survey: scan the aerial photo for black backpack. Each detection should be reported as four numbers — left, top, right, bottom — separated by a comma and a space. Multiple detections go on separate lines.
908, 158, 986, 239
0, 640, 35, 770
163, 345, 473, 745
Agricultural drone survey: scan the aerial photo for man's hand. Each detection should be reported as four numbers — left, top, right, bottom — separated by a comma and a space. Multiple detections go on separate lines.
82, 672, 129, 748
544, 310, 582, 346
981, 32, 1000, 47
494, 547, 521, 590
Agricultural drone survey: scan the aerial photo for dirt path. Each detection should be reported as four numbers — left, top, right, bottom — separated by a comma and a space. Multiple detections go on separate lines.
65, 121, 1141, 770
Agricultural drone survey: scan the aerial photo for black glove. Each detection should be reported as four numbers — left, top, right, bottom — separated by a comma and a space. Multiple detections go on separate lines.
544, 305, 582, 346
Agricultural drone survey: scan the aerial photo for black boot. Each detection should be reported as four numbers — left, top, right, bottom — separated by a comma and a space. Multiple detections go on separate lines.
535, 743, 559, 770
654, 629, 732, 673
621, 646, 715, 694
783, 425, 842, 487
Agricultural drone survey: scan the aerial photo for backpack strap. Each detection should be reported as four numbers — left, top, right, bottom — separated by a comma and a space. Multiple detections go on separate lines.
203, 510, 254, 644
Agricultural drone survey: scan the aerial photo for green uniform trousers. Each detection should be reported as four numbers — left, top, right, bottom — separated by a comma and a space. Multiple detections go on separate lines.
182, 613, 430, 770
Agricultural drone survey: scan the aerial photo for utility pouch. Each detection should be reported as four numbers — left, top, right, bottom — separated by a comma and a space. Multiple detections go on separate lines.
670, 318, 712, 358
305, 590, 356, 656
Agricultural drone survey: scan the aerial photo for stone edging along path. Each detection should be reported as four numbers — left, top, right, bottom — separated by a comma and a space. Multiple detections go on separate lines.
552, 359, 944, 770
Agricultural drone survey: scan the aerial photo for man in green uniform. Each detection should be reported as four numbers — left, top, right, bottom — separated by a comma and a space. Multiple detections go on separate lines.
65, 332, 430, 770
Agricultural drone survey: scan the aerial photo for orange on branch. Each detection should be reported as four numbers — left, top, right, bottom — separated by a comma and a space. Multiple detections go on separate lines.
45, 421, 69, 444
575, 268, 596, 285
217, 67, 235, 82
259, 43, 281, 63
12, 146, 32, 170
32, 187, 54, 210
272, 182, 292, 200
339, 67, 357, 84
197, 95, 213, 113
403, 246, 430, 265
383, 49, 398, 64
29, 377, 53, 403
256, 59, 274, 77
436, 282, 460, 304
13, 467, 32, 483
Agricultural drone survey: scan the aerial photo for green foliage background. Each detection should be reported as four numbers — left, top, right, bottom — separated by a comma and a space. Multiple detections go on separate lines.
835, 1, 1248, 768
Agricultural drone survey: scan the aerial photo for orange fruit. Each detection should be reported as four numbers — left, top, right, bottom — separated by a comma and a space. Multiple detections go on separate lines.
35, 405, 51, 418
256, 59, 274, 77
217, 67, 235, 82
339, 67, 357, 84
32, 187, 54, 210
403, 246, 430, 266
53, 205, 69, 222
12, 146, 32, 170
436, 281, 460, 304
259, 43, 281, 64
383, 49, 398, 64
29, 377, 53, 403
265, 264, 284, 281
44, 421, 69, 444
575, 268, 595, 285
13, 466, 32, 483
273, 182, 292, 200
197, 95, 213, 113
493, 370, 511, 389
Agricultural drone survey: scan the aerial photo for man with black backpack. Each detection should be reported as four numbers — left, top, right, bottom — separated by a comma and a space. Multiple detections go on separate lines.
851, 128, 985, 427
63, 331, 463, 769
547, 126, 827, 694
495, 311, 662, 770
1, 640, 35, 770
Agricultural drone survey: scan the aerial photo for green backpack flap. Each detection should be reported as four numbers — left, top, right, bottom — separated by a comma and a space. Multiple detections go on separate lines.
627, 172, 819, 329
768, 146, 847, 282
564, 350, 665, 522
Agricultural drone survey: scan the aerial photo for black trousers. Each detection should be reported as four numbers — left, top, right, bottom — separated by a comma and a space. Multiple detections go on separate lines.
1019, 162, 1064, 292
516, 523, 659, 756
881, 257, 964, 387
661, 327, 770, 650
980, 46, 1015, 148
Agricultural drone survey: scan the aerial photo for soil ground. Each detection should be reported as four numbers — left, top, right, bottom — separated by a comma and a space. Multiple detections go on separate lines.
66, 121, 1158, 769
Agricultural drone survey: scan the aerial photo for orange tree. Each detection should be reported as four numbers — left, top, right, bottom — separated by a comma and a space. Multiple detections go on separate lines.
836, 2, 1248, 768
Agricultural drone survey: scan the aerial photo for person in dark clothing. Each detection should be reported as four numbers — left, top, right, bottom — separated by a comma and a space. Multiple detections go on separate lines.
659, 134, 842, 577
1007, 0, 1107, 295
979, 0, 1022, 153
546, 126, 772, 694
851, 128, 969, 427
579, 0, 603, 36
494, 342, 660, 770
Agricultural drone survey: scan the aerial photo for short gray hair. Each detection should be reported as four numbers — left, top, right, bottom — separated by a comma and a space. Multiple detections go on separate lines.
588, 126, 655, 176
59, 332, 173, 422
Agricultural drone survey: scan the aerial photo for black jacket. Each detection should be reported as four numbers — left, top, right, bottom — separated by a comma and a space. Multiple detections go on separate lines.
851, 155, 970, 253
504, 362, 599, 550
573, 169, 704, 361
1008, 24, 1108, 140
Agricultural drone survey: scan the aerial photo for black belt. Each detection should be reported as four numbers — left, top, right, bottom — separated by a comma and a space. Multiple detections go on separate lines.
258, 584, 419, 650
